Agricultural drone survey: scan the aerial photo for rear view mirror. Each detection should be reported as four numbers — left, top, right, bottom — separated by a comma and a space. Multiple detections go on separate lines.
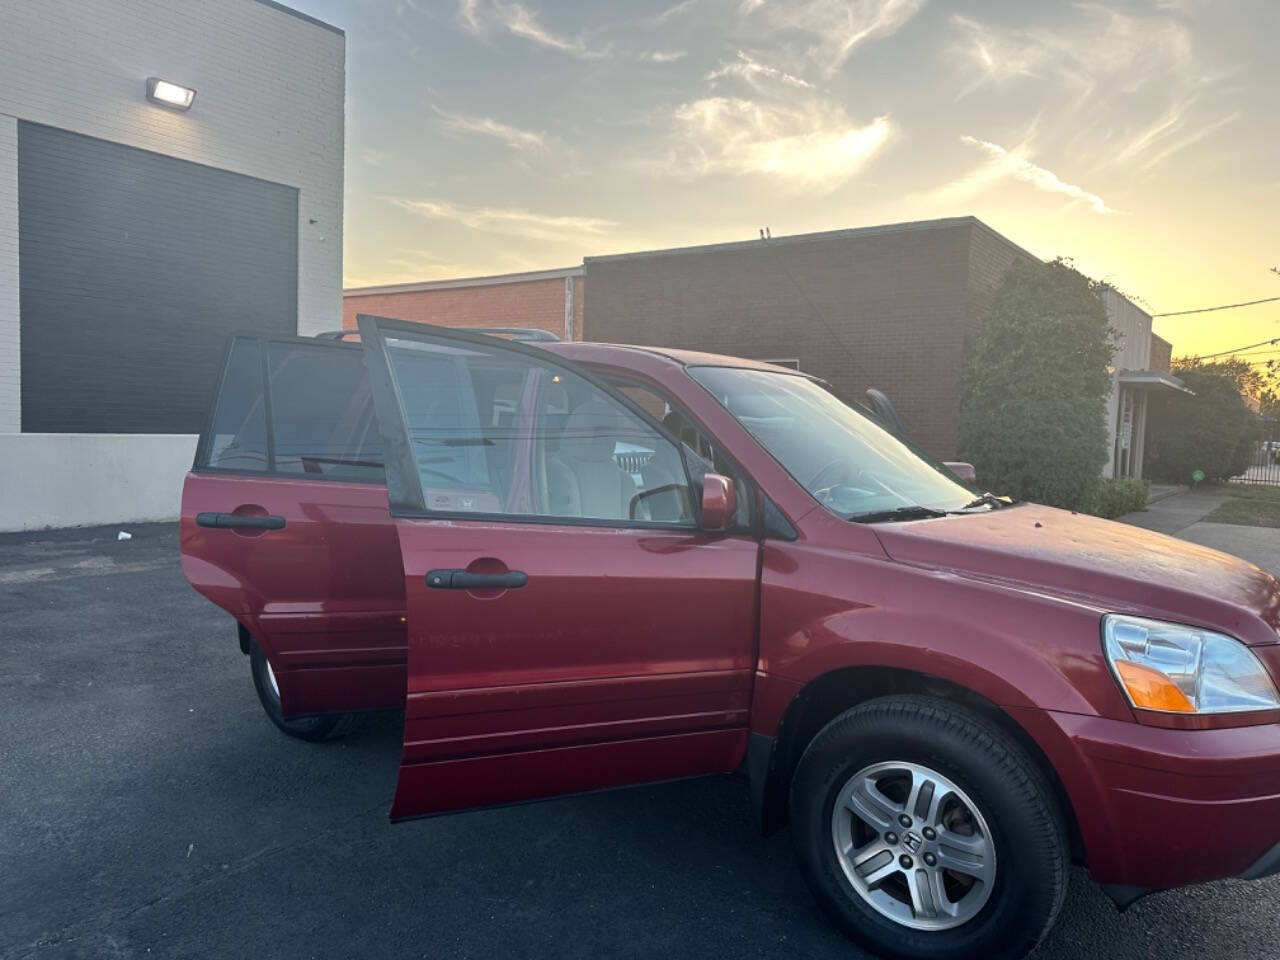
944, 461, 976, 484
700, 473, 736, 532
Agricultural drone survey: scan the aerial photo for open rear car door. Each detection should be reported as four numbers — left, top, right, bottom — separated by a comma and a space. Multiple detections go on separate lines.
357, 316, 761, 820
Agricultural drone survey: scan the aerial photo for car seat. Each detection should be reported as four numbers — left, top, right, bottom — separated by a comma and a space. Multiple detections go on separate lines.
548, 399, 639, 519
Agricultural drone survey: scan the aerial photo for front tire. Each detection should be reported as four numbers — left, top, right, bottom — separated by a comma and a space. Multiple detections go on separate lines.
249, 643, 352, 742
789, 695, 1067, 960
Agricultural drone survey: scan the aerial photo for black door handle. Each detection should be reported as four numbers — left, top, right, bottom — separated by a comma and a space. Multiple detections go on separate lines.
426, 569, 528, 590
195, 512, 286, 530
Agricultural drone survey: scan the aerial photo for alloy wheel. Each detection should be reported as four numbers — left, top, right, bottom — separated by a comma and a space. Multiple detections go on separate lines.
831, 760, 996, 932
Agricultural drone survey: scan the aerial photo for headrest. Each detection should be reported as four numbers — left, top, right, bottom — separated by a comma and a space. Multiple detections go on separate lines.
561, 399, 621, 462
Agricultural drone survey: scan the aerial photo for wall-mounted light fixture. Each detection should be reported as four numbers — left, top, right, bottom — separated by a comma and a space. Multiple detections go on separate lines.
145, 77, 196, 111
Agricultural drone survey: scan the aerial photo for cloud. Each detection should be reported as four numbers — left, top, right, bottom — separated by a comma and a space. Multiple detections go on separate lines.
457, 0, 610, 59
456, 0, 482, 32
346, 249, 548, 287
948, 7, 1235, 173
639, 50, 687, 64
936, 136, 1118, 214
666, 97, 892, 189
433, 107, 548, 152
387, 197, 617, 243
653, 0, 700, 25
1130, 110, 1241, 172
1110, 98, 1241, 171
752, 0, 926, 74
949, 7, 1195, 99
708, 50, 813, 90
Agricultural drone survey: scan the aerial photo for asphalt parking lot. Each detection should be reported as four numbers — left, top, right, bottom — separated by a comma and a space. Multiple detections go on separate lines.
3, 524, 1279, 960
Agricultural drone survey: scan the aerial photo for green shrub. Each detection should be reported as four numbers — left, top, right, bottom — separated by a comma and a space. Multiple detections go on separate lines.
1145, 369, 1261, 483
958, 259, 1115, 510
1085, 477, 1150, 519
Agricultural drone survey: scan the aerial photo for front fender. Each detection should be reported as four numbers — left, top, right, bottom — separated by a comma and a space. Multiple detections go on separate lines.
758, 543, 1134, 725
746, 540, 1135, 854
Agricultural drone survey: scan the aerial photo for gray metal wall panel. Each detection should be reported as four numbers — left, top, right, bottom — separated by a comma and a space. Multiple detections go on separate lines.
18, 121, 298, 434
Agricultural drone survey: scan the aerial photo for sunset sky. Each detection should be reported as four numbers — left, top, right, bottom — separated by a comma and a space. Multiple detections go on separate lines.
292, 0, 1277, 360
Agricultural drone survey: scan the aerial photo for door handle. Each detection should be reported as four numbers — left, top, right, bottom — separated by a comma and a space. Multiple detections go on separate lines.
195, 512, 286, 531
426, 569, 528, 590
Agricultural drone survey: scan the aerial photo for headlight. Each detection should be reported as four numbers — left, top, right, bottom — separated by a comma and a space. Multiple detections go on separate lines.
1103, 614, 1280, 714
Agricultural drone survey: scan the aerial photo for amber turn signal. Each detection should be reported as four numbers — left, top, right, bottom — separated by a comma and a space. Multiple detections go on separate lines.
1113, 660, 1195, 713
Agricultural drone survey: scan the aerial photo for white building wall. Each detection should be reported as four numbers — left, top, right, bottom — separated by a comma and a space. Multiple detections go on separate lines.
0, 434, 198, 532
0, 0, 343, 530
1103, 288, 1153, 372
0, 0, 344, 339
1101, 288, 1155, 479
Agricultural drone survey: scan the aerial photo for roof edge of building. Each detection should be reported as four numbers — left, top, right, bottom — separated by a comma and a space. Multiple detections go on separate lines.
964, 217, 1042, 268
252, 0, 344, 35
343, 264, 584, 297
582, 216, 1013, 265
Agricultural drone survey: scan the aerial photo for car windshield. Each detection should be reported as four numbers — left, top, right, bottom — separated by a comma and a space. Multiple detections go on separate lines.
690, 366, 977, 520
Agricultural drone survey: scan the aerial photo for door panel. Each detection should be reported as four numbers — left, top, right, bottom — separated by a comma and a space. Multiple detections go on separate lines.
390, 519, 756, 817
394, 730, 748, 818
182, 334, 408, 717
355, 316, 761, 820
181, 471, 407, 717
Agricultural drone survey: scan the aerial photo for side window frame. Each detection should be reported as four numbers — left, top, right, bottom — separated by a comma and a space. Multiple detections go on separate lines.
192, 332, 386, 485
357, 314, 701, 531
601, 372, 759, 536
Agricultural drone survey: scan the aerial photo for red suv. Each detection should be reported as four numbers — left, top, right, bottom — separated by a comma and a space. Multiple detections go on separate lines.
181, 316, 1280, 960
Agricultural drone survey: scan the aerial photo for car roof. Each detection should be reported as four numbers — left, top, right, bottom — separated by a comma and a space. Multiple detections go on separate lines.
539, 340, 798, 373
317, 325, 805, 374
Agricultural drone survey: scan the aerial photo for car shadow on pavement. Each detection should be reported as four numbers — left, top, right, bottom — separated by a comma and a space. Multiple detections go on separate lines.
255, 715, 1280, 960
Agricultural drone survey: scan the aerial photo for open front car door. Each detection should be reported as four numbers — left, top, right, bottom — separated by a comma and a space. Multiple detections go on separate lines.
357, 316, 761, 820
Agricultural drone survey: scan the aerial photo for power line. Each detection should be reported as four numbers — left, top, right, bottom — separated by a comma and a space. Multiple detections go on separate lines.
1152, 295, 1280, 318
1180, 337, 1280, 361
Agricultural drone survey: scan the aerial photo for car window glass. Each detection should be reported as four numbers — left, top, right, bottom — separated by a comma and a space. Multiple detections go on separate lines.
267, 342, 383, 482
608, 379, 753, 531
382, 334, 695, 525
205, 336, 268, 471
691, 366, 973, 518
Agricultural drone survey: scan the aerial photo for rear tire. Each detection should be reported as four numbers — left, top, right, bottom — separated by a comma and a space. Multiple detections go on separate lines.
249, 643, 353, 742
789, 695, 1068, 960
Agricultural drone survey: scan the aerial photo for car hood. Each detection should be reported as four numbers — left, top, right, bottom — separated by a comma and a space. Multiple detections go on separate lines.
872, 503, 1280, 645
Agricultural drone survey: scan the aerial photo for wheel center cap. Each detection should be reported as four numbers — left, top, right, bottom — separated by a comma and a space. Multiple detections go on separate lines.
901, 831, 923, 854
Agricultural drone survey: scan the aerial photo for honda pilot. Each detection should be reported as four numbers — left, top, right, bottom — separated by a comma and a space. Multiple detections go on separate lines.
181, 316, 1280, 960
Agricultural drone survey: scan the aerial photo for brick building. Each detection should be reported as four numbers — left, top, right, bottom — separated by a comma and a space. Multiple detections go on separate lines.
581, 217, 1034, 459
343, 266, 583, 340
344, 216, 1178, 469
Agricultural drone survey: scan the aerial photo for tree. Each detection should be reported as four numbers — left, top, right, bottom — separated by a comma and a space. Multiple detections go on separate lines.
958, 259, 1115, 510
1146, 362, 1262, 483
1174, 354, 1279, 420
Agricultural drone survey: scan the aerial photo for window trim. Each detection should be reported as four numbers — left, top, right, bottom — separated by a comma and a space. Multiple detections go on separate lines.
356, 314, 701, 530
192, 332, 387, 485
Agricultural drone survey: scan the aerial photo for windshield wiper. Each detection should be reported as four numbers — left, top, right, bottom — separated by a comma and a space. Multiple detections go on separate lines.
960, 492, 1013, 511
849, 505, 949, 524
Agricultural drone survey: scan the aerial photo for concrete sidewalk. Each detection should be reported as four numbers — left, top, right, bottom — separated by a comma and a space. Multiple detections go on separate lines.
1120, 488, 1280, 576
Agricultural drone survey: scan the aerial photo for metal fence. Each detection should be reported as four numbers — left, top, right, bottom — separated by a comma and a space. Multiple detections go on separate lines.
1230, 442, 1280, 486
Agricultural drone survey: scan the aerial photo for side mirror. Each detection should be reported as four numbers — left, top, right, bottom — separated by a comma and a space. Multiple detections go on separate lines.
943, 461, 976, 484
700, 473, 736, 532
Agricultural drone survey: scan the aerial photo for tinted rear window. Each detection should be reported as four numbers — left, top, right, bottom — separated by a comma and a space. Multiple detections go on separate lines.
205, 337, 268, 471
267, 342, 383, 482
198, 337, 384, 483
